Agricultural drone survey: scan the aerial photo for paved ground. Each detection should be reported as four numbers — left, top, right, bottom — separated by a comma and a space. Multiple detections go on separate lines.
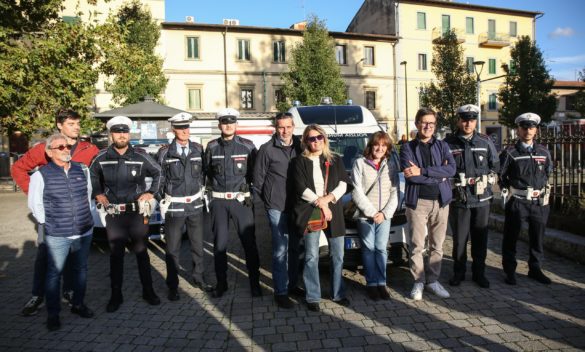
0, 192, 584, 351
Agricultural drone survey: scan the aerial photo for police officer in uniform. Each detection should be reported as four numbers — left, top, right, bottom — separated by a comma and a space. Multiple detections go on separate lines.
90, 115, 162, 312
499, 113, 552, 285
445, 105, 499, 288
205, 108, 262, 298
156, 112, 213, 301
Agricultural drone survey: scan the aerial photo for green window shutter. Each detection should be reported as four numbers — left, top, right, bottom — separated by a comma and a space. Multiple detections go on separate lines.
417, 12, 426, 30
466, 17, 474, 34
489, 59, 496, 74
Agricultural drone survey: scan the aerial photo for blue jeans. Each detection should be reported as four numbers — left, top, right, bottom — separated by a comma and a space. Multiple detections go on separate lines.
357, 219, 390, 286
303, 231, 345, 303
45, 234, 92, 318
267, 209, 300, 296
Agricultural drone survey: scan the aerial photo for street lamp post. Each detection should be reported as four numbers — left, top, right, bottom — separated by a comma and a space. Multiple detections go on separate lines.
400, 61, 409, 138
473, 60, 485, 133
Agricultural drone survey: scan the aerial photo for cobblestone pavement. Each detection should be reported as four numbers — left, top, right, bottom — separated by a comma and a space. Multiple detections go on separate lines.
0, 192, 584, 351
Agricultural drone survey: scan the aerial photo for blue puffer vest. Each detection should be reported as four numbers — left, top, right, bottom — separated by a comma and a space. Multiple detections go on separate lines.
40, 161, 93, 237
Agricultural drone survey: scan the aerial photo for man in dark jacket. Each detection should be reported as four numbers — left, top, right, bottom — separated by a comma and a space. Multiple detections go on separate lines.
157, 112, 213, 301
28, 133, 95, 331
253, 112, 302, 309
400, 108, 456, 301
445, 105, 499, 289
90, 115, 162, 312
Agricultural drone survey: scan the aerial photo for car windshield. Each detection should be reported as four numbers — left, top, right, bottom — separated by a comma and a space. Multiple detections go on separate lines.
296, 106, 363, 125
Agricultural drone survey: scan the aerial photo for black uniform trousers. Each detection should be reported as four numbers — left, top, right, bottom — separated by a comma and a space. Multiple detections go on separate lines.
210, 199, 260, 288
164, 212, 205, 289
105, 213, 154, 291
450, 204, 490, 278
502, 197, 549, 274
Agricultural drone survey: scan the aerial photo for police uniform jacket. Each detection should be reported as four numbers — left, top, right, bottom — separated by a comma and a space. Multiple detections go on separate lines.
156, 140, 205, 216
445, 131, 499, 208
499, 141, 551, 193
90, 145, 162, 204
204, 135, 256, 194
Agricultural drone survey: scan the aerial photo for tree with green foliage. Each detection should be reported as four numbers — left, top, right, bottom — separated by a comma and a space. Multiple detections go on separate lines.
98, 0, 167, 106
569, 68, 585, 119
0, 1, 102, 136
498, 36, 557, 128
419, 30, 477, 132
279, 16, 346, 110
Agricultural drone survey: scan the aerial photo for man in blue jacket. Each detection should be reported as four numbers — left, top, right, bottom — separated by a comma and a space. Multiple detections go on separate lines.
400, 108, 456, 301
28, 133, 95, 331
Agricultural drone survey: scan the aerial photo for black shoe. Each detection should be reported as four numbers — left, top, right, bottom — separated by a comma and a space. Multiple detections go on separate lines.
504, 272, 517, 285
62, 290, 74, 307
275, 295, 295, 309
306, 302, 320, 312
212, 283, 228, 298
71, 304, 94, 318
528, 270, 552, 285
472, 275, 490, 288
333, 297, 350, 307
366, 286, 380, 301
289, 287, 305, 298
449, 275, 464, 286
377, 286, 391, 300
106, 291, 123, 313
250, 283, 263, 297
22, 296, 44, 316
47, 315, 61, 331
143, 290, 161, 306
193, 280, 214, 292
168, 288, 180, 301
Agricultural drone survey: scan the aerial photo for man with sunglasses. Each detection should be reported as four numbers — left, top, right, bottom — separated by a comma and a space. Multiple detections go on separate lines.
499, 113, 552, 285
28, 133, 95, 330
205, 108, 261, 298
253, 112, 302, 309
445, 105, 499, 289
156, 112, 213, 301
12, 109, 99, 316
90, 115, 162, 312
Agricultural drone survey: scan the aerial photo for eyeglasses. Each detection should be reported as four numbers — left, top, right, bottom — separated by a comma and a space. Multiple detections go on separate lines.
306, 135, 325, 143
51, 144, 73, 151
419, 122, 436, 127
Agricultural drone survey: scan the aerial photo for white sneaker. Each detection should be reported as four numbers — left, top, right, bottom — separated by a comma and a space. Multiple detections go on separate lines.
410, 282, 424, 301
426, 281, 450, 298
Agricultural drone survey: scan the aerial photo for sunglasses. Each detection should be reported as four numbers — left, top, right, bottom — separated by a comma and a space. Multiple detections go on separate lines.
306, 134, 325, 143
51, 144, 73, 151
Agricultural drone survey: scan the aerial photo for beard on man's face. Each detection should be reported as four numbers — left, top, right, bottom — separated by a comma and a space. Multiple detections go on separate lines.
113, 139, 129, 149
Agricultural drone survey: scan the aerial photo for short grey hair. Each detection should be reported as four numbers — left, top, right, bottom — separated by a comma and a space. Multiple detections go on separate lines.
45, 133, 67, 152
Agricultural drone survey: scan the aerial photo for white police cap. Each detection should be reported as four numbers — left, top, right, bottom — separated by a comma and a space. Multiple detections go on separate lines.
515, 112, 541, 127
168, 112, 192, 128
457, 104, 480, 119
106, 115, 132, 132
216, 107, 240, 124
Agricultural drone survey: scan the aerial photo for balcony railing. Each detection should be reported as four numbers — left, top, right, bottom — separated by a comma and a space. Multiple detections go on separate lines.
432, 27, 465, 44
478, 32, 511, 48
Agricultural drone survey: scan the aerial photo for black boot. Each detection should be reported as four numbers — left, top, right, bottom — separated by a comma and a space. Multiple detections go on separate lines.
106, 287, 123, 313
142, 287, 161, 306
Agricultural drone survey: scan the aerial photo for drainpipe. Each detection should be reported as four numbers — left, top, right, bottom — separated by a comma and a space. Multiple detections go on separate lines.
392, 42, 398, 138
533, 13, 544, 41
263, 71, 267, 112
223, 26, 228, 107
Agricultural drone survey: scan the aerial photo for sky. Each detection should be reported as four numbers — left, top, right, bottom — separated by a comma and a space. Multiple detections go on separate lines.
165, 0, 585, 81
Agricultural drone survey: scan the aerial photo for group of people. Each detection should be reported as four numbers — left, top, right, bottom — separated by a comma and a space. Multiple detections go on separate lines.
11, 103, 553, 330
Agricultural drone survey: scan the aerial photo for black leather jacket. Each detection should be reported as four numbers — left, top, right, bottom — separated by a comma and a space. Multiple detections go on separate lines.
204, 135, 256, 194
499, 141, 551, 192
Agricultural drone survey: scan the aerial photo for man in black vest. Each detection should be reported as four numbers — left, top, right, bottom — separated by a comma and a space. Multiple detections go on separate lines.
157, 112, 213, 301
90, 115, 162, 312
205, 108, 261, 298
28, 133, 95, 331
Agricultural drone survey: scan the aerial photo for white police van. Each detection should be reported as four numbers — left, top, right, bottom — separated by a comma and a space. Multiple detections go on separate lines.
287, 99, 408, 268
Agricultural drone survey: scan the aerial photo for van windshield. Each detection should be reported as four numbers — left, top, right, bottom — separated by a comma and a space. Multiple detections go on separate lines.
296, 106, 363, 125
328, 134, 369, 170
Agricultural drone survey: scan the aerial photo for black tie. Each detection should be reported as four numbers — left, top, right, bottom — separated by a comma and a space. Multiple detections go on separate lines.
527, 146, 532, 153
181, 146, 187, 157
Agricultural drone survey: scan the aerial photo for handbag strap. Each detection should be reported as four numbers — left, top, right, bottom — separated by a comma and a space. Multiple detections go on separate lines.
323, 161, 330, 196
364, 162, 386, 196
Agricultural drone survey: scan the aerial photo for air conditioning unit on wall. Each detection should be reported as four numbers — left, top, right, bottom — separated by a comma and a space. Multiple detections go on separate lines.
223, 18, 240, 26
185, 16, 194, 23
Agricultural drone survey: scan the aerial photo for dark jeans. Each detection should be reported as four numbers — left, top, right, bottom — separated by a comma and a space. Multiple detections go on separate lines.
45, 234, 92, 318
210, 199, 260, 287
449, 205, 490, 278
164, 212, 205, 289
32, 242, 73, 297
502, 198, 549, 274
105, 213, 153, 291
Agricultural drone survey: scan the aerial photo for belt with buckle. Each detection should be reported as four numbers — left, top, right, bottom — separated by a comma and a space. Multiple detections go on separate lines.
168, 191, 203, 204
211, 191, 251, 200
